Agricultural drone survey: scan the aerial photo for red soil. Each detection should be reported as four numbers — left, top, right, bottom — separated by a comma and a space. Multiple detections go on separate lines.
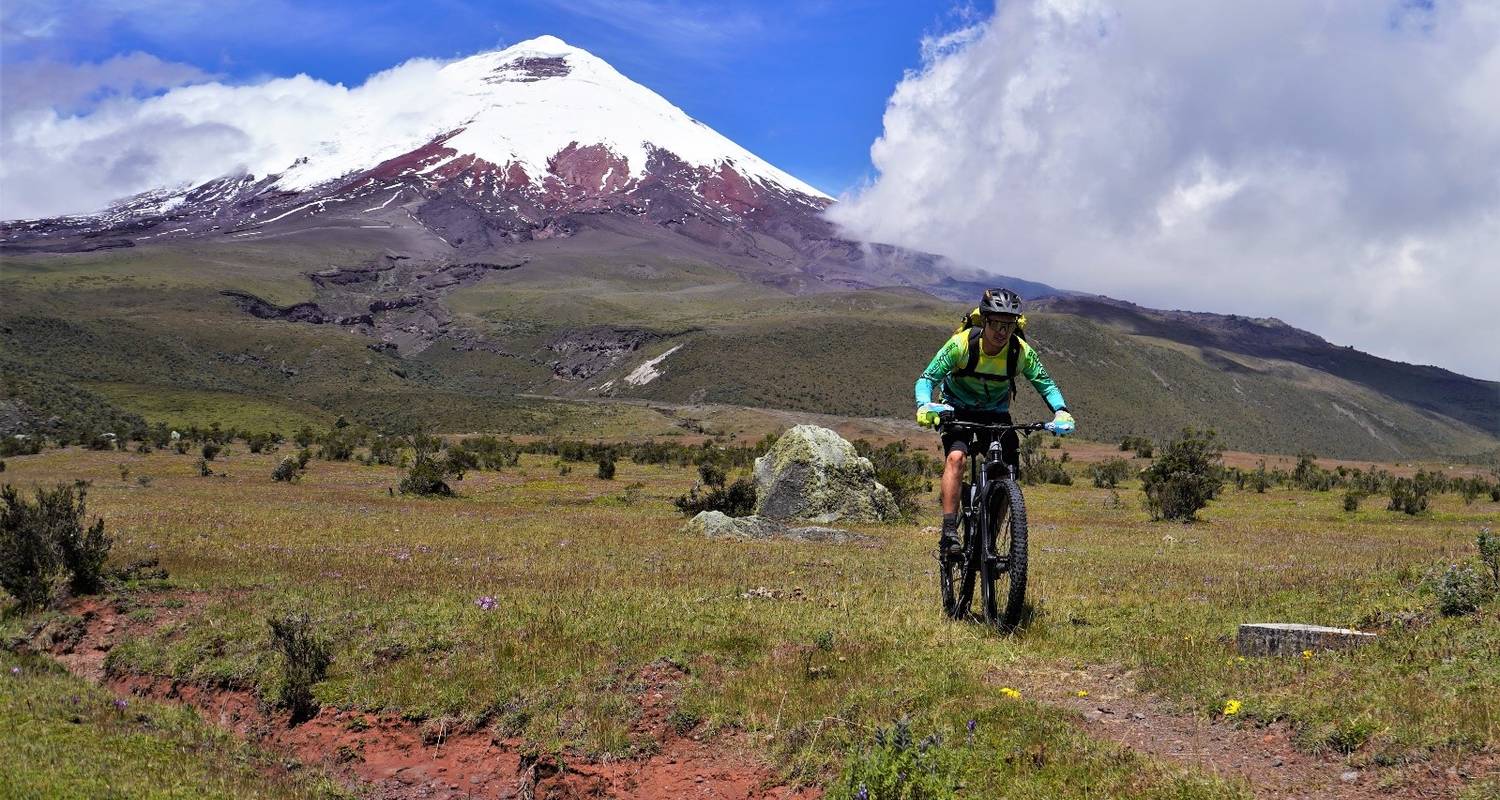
46, 594, 818, 800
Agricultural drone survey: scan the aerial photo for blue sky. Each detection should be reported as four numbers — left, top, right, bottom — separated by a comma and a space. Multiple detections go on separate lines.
2, 0, 985, 195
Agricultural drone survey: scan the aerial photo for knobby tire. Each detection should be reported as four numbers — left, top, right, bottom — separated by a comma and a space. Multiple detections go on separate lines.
985, 478, 1029, 631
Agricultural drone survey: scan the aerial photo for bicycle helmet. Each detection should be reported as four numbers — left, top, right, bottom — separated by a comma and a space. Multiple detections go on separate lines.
979, 287, 1023, 318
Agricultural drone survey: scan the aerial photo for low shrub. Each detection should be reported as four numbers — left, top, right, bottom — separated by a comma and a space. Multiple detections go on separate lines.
1020, 436, 1072, 486
267, 613, 331, 723
1477, 527, 1499, 590
698, 462, 727, 489
1430, 563, 1489, 616
1119, 435, 1154, 458
1386, 478, 1428, 515
0, 483, 111, 610
1140, 429, 1224, 522
400, 456, 458, 496
597, 456, 616, 480
1089, 458, 1132, 488
854, 440, 937, 520
201, 442, 221, 461
195, 458, 212, 477
674, 478, 756, 517
271, 456, 302, 483
1342, 490, 1364, 513
829, 718, 960, 800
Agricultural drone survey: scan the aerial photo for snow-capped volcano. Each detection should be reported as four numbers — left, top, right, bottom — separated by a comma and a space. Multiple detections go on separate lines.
271, 35, 826, 200
3, 36, 944, 296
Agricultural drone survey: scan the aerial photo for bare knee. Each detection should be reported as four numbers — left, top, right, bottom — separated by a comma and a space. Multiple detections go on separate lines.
944, 450, 966, 471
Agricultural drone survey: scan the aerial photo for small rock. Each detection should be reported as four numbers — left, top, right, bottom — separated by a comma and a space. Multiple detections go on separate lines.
1340, 770, 1360, 783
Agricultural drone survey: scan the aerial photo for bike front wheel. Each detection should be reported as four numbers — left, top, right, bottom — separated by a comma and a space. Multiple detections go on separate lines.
979, 478, 1029, 632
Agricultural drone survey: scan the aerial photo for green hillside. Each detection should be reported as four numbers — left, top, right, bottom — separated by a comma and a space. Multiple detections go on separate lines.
2, 236, 1494, 460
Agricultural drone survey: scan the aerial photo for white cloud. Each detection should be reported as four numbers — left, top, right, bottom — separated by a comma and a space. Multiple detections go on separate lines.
830, 0, 1500, 381
0, 56, 452, 220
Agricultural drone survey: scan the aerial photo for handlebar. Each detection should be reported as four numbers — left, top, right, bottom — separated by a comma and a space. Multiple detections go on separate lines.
937, 416, 1049, 434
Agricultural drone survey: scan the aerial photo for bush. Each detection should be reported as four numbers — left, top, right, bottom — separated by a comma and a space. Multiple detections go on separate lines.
1, 436, 42, 457
1386, 478, 1428, 515
597, 456, 616, 480
271, 456, 302, 483
698, 461, 727, 488
267, 613, 331, 722
245, 432, 280, 454
1342, 490, 1364, 512
195, 457, 212, 477
201, 442, 221, 461
1019, 436, 1072, 486
1477, 527, 1499, 590
1140, 429, 1224, 522
1292, 452, 1335, 491
397, 432, 459, 497
1090, 458, 1133, 489
674, 478, 756, 517
854, 440, 937, 520
0, 483, 111, 610
829, 718, 960, 800
1430, 563, 1489, 616
1119, 435, 1155, 459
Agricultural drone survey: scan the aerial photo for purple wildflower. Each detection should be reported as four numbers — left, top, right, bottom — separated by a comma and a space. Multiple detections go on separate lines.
967, 719, 976, 733
475, 595, 497, 611
113, 698, 128, 711
856, 786, 868, 800
9, 666, 19, 676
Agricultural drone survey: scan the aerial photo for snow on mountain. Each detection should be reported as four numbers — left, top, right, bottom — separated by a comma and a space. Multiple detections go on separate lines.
258, 35, 825, 201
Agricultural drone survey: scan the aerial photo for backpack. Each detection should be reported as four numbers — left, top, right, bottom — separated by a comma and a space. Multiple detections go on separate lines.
952, 308, 1028, 401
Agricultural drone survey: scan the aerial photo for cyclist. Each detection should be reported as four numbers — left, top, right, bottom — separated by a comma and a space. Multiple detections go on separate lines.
914, 288, 1075, 560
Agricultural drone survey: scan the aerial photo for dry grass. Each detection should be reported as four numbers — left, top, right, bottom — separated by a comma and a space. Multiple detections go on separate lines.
3, 443, 1496, 796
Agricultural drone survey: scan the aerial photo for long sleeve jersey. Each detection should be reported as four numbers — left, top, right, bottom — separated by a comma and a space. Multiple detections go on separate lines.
914, 330, 1067, 413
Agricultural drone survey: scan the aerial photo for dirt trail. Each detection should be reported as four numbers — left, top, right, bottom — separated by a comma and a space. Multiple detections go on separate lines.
40, 594, 817, 800
1005, 665, 1496, 800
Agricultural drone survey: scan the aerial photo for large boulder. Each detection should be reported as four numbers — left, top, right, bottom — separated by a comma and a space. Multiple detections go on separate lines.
752, 425, 897, 523
683, 511, 871, 544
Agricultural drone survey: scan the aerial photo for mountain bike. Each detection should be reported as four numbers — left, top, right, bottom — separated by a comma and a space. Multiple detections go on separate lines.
937, 416, 1048, 632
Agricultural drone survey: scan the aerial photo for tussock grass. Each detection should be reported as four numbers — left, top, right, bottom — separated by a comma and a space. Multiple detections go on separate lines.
3, 444, 1496, 795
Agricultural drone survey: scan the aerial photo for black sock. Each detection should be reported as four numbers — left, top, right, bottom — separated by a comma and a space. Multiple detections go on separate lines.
941, 513, 958, 532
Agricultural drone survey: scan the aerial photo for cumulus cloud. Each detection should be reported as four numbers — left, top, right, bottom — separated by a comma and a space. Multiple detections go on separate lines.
0, 56, 453, 220
830, 0, 1500, 381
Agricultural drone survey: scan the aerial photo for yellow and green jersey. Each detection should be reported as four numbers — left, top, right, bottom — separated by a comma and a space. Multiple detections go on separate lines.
914, 330, 1067, 413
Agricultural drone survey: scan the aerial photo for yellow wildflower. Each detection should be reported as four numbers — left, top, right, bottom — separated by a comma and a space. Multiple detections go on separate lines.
1222, 699, 1243, 716
1075, 690, 1089, 698
1301, 650, 1313, 660
999, 687, 1021, 699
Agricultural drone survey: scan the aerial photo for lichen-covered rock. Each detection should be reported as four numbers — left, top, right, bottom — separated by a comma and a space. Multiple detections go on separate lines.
682, 511, 871, 544
752, 425, 897, 523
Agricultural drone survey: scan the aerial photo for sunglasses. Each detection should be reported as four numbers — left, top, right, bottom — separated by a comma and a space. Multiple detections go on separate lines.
983, 316, 1018, 328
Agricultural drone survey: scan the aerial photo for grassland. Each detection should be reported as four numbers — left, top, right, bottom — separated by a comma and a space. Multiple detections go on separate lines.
0, 650, 349, 799
2, 440, 1496, 797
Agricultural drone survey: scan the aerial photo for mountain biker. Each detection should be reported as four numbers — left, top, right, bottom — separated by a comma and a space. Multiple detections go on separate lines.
914, 288, 1075, 560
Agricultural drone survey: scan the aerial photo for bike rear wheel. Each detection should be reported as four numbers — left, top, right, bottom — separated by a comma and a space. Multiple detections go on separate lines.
980, 478, 1029, 632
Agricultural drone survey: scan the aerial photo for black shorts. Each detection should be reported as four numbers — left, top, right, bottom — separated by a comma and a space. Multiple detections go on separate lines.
941, 408, 1018, 465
